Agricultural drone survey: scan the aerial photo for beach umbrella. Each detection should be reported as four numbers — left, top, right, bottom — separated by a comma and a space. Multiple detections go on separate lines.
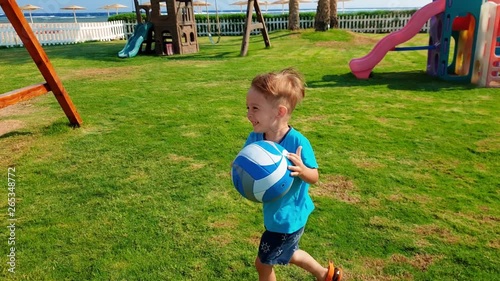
107, 4, 128, 15
19, 4, 42, 23
230, 1, 271, 13
259, 1, 271, 13
193, 1, 211, 14
271, 0, 288, 13
338, 0, 352, 14
230, 1, 247, 13
99, 5, 112, 17
271, 0, 312, 13
60, 5, 86, 23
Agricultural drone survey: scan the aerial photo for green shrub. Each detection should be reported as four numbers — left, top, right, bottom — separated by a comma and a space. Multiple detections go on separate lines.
108, 12, 146, 23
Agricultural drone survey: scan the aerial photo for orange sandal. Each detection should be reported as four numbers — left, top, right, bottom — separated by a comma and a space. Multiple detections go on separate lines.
325, 261, 343, 281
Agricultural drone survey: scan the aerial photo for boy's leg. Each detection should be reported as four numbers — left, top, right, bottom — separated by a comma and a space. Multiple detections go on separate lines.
289, 249, 328, 281
255, 256, 276, 281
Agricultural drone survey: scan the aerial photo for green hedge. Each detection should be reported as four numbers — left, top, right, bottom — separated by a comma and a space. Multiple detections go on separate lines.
108, 13, 145, 23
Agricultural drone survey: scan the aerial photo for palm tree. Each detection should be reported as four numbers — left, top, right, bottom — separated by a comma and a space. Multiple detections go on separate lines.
329, 0, 338, 28
289, 0, 300, 30
314, 0, 330, 31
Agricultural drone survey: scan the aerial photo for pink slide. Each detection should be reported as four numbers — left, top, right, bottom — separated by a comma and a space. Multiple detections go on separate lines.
349, 0, 446, 79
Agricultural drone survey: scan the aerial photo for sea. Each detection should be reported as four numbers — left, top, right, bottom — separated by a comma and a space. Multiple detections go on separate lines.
0, 7, 421, 24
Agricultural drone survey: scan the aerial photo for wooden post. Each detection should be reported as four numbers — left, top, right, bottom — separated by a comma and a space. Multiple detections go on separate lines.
240, 0, 271, 57
0, 0, 82, 127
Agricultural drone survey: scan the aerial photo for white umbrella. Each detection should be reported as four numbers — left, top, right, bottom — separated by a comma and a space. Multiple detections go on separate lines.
271, 0, 288, 14
230, 1, 247, 13
60, 5, 86, 23
20, 4, 42, 23
231, 1, 271, 13
99, 5, 112, 17
259, 1, 271, 13
107, 3, 128, 15
339, 0, 352, 14
193, 1, 211, 14
271, 0, 311, 13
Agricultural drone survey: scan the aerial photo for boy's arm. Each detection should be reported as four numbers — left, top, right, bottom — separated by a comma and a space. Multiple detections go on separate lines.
287, 146, 319, 185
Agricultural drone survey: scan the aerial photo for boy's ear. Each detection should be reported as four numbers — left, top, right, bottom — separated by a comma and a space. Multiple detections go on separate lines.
277, 105, 288, 118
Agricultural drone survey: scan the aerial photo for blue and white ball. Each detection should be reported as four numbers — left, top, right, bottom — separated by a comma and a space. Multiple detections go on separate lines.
231, 140, 294, 203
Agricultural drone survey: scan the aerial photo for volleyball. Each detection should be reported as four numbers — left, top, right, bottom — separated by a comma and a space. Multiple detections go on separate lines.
231, 141, 294, 203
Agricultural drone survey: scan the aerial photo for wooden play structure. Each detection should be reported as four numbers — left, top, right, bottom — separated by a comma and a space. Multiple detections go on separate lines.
133, 0, 199, 56
0, 0, 82, 126
240, 0, 271, 56
124, 0, 269, 57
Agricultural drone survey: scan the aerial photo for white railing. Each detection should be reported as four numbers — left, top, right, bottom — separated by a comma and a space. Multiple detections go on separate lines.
0, 13, 428, 47
182, 13, 428, 37
0, 20, 125, 47
339, 13, 430, 33
194, 17, 317, 36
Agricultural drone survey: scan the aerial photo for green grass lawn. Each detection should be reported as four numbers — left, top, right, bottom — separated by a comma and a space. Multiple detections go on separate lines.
0, 29, 499, 280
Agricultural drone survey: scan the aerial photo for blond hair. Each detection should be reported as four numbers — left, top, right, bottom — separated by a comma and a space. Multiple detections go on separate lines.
251, 68, 305, 113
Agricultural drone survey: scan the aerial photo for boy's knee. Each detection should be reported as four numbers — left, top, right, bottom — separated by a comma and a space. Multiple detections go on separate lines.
255, 256, 263, 269
255, 256, 271, 272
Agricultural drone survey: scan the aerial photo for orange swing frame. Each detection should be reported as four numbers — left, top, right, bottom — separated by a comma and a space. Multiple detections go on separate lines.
0, 0, 82, 127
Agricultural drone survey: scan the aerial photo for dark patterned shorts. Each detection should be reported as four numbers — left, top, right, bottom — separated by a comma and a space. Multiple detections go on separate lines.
257, 227, 305, 265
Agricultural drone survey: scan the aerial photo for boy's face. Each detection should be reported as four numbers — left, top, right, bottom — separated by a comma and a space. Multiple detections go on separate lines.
246, 87, 280, 133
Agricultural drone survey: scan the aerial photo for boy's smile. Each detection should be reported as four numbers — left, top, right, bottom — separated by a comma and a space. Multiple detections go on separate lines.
246, 87, 277, 133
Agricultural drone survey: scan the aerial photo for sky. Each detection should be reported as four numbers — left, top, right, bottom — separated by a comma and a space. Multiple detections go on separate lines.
3, 0, 433, 14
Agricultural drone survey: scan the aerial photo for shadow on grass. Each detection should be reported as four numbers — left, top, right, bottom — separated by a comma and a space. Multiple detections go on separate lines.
307, 70, 478, 92
0, 42, 124, 65
0, 31, 293, 64
166, 51, 239, 61
0, 120, 75, 140
0, 47, 34, 65
0, 131, 33, 139
40, 120, 79, 135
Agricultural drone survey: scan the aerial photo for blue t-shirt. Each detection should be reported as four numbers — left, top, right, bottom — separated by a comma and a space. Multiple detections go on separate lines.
244, 127, 318, 234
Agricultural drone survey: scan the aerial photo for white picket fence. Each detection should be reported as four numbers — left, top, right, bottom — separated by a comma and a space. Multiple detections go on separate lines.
340, 13, 430, 33
0, 20, 125, 47
194, 13, 429, 36
0, 13, 429, 47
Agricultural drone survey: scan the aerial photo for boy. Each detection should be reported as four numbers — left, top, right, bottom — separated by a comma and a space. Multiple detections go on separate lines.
243, 68, 343, 281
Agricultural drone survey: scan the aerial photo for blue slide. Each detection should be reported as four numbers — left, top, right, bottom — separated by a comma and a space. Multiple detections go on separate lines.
118, 22, 153, 58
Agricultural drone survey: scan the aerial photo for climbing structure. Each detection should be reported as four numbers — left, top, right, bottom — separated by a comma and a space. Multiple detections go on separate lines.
426, 0, 482, 82
133, 0, 199, 56
350, 0, 500, 87
472, 0, 500, 87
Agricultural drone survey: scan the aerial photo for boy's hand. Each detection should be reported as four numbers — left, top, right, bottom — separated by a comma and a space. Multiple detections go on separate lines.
286, 146, 319, 184
287, 146, 305, 177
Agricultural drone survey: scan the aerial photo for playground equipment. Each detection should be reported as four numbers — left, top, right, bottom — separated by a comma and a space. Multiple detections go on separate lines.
240, 0, 271, 56
118, 0, 199, 58
472, 0, 500, 87
205, 0, 222, 44
349, 0, 500, 87
119, 0, 269, 57
118, 22, 154, 58
0, 0, 82, 126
